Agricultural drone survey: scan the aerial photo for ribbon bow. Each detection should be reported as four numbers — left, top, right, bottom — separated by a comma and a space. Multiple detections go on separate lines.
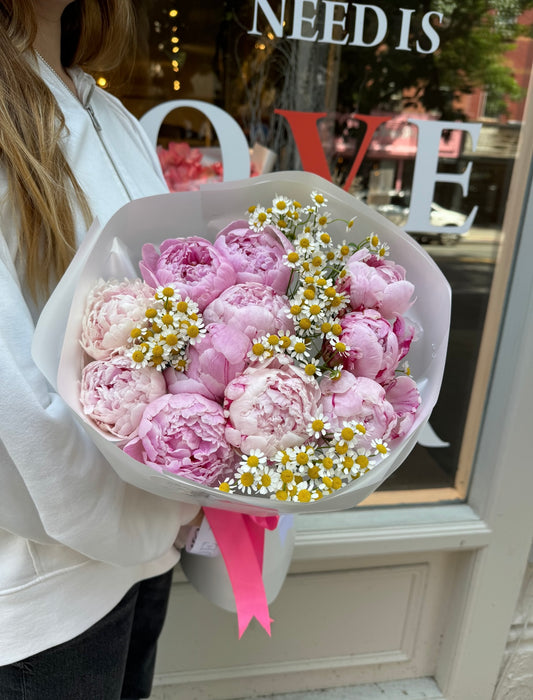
204, 507, 279, 637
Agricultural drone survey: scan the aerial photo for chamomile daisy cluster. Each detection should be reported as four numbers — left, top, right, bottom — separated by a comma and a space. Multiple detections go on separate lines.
218, 427, 390, 502
246, 192, 388, 380
125, 286, 206, 371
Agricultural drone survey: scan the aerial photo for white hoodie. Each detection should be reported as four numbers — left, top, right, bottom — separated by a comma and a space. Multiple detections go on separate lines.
0, 57, 198, 664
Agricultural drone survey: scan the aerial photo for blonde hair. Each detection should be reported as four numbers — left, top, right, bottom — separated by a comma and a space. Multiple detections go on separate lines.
0, 0, 136, 299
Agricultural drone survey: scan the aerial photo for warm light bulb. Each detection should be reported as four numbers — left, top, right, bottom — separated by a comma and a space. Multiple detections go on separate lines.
173, 80, 181, 91
96, 76, 108, 88
169, 9, 178, 17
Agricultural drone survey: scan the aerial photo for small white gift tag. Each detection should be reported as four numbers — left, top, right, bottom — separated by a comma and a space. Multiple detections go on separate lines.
185, 516, 220, 557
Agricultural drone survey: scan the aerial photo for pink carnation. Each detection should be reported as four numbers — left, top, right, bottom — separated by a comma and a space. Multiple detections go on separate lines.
165, 323, 251, 402
320, 373, 397, 447
80, 355, 167, 440
341, 251, 414, 319
213, 220, 293, 294
140, 237, 236, 311
123, 393, 236, 485
203, 282, 294, 340
224, 358, 321, 456
334, 309, 401, 384
80, 279, 155, 360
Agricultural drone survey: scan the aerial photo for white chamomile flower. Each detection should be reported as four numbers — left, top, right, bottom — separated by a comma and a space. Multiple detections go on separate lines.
218, 478, 236, 493
353, 448, 376, 473
371, 438, 389, 459
294, 233, 316, 256
291, 482, 321, 502
315, 210, 332, 228
310, 190, 327, 207
235, 464, 257, 494
127, 345, 150, 369
345, 216, 356, 232
155, 285, 177, 301
377, 241, 390, 257
287, 336, 310, 361
255, 466, 282, 494
307, 411, 331, 439
334, 422, 359, 447
291, 445, 315, 470
272, 195, 292, 215
240, 449, 267, 470
401, 361, 412, 376
283, 250, 301, 269
248, 340, 273, 362
274, 448, 295, 469
249, 206, 272, 231
329, 338, 350, 356
367, 232, 381, 250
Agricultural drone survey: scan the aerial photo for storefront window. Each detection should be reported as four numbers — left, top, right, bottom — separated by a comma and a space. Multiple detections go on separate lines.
104, 1, 533, 503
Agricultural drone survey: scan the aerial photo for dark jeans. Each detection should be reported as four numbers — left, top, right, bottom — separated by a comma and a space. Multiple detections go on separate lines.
0, 568, 174, 700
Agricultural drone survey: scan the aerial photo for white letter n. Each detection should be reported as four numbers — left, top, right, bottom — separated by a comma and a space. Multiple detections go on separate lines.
248, 0, 286, 36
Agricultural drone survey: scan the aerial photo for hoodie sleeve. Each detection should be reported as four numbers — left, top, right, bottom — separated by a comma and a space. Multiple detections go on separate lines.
0, 242, 199, 566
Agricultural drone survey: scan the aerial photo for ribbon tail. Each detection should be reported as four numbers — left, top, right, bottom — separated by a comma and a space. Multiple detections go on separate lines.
204, 507, 274, 637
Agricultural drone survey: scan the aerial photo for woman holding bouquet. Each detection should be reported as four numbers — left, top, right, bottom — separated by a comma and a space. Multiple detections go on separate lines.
0, 1, 200, 698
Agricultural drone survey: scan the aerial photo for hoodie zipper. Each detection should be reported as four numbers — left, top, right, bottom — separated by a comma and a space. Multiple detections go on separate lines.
36, 52, 134, 201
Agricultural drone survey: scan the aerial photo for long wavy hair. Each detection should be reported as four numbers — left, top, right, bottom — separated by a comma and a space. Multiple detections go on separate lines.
0, 0, 136, 299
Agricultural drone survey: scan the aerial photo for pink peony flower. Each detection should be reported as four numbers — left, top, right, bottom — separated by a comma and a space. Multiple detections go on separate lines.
123, 393, 236, 485
140, 237, 236, 311
320, 373, 397, 447
213, 220, 293, 294
334, 309, 401, 384
203, 282, 294, 340
165, 323, 251, 402
393, 314, 416, 361
384, 375, 421, 440
224, 357, 322, 456
80, 279, 155, 360
80, 355, 167, 440
340, 251, 414, 319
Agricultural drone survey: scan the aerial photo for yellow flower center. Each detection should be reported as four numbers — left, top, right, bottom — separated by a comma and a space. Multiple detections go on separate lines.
314, 193, 325, 204
239, 473, 254, 488
247, 455, 260, 468
293, 341, 306, 354
307, 465, 320, 479
296, 452, 309, 466
322, 457, 334, 470
162, 286, 175, 297
290, 305, 302, 316
299, 237, 311, 248
252, 342, 265, 356
376, 443, 388, 455
151, 345, 164, 357
299, 318, 312, 330
260, 474, 272, 487
356, 423, 366, 434
311, 419, 324, 432
258, 211, 268, 222
145, 308, 157, 319
332, 477, 343, 490
321, 322, 332, 333
341, 427, 354, 441
164, 333, 179, 346
187, 325, 200, 338
280, 469, 294, 484
275, 490, 288, 501
161, 313, 174, 326
320, 232, 331, 243
331, 323, 342, 336
335, 442, 349, 455
130, 327, 142, 339
324, 287, 337, 298
287, 251, 299, 264
371, 234, 379, 247
340, 245, 350, 256
309, 304, 321, 316
218, 482, 231, 492
303, 288, 315, 300
355, 455, 369, 469
131, 350, 145, 363
268, 334, 279, 346
297, 489, 312, 502
176, 301, 188, 313
335, 342, 347, 353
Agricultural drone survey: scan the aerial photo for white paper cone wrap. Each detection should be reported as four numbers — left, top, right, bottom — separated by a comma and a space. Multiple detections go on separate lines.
32, 171, 451, 517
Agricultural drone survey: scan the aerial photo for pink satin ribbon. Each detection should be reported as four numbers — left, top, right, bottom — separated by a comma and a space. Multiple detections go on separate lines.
203, 507, 279, 637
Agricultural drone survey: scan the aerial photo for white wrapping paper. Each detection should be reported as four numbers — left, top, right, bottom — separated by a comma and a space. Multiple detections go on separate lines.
32, 171, 451, 518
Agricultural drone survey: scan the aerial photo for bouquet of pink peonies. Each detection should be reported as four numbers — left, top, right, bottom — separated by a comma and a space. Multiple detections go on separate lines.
33, 172, 450, 517
32, 171, 450, 635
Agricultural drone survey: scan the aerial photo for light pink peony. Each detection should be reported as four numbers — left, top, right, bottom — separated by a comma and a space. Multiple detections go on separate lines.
393, 314, 415, 361
320, 373, 397, 447
213, 220, 293, 294
340, 251, 414, 319
384, 375, 421, 440
335, 309, 401, 384
80, 278, 155, 360
203, 282, 294, 340
80, 355, 167, 440
123, 392, 236, 484
165, 323, 251, 402
140, 237, 236, 311
224, 357, 321, 456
